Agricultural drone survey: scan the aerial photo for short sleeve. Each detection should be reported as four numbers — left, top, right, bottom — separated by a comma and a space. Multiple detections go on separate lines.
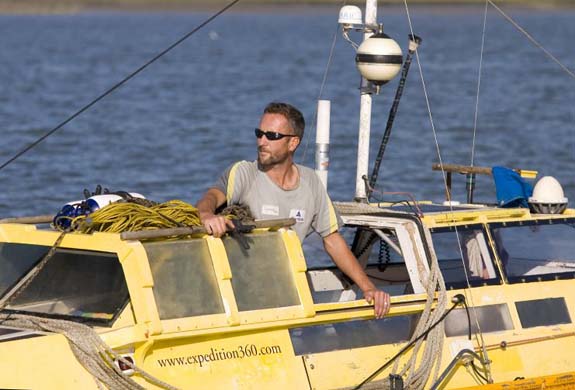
211, 161, 250, 205
212, 164, 233, 196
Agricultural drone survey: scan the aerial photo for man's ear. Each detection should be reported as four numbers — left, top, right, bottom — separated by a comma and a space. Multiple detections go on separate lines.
289, 136, 301, 152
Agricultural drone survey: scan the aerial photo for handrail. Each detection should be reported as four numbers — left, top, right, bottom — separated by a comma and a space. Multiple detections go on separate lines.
0, 215, 53, 224
429, 349, 488, 389
431, 163, 537, 203
0, 215, 296, 240
120, 218, 296, 241
431, 163, 536, 178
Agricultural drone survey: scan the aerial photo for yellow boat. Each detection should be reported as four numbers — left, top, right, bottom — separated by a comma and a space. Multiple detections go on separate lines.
2, 1, 575, 389
2, 180, 575, 389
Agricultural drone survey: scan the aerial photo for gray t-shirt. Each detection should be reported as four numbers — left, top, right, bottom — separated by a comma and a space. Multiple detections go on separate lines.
213, 160, 342, 242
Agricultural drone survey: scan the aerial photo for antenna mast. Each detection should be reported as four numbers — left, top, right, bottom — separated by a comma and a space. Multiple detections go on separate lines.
355, 0, 378, 202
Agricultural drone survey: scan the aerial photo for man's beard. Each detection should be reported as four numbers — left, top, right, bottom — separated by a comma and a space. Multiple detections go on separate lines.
257, 147, 290, 170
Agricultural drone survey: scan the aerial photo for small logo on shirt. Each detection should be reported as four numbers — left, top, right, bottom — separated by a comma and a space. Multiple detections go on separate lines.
289, 209, 305, 223
262, 204, 279, 216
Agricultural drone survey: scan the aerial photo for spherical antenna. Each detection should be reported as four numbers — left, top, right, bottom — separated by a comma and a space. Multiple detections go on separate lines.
355, 26, 403, 85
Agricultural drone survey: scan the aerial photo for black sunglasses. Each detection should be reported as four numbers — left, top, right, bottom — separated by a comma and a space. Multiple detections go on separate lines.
255, 128, 298, 141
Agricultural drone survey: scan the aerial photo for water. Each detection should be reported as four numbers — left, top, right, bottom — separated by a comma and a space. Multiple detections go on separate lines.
0, 4, 574, 218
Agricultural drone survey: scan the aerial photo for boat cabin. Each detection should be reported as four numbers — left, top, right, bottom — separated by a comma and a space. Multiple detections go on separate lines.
1, 200, 575, 389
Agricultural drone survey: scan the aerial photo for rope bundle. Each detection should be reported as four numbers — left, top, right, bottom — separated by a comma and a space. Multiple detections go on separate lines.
392, 226, 448, 389
0, 313, 179, 390
56, 200, 203, 234
54, 200, 255, 236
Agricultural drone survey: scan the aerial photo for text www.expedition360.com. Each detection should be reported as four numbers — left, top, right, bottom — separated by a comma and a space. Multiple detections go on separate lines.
157, 344, 282, 368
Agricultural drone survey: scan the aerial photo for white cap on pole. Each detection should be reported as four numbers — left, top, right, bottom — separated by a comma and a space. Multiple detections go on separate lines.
315, 100, 331, 189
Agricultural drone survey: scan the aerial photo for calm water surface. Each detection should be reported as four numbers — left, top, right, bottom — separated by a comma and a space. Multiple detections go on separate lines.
0, 5, 574, 217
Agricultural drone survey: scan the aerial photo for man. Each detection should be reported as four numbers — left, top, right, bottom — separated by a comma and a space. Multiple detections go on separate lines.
196, 102, 390, 318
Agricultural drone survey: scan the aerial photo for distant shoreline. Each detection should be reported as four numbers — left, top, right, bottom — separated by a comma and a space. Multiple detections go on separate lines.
1, 0, 574, 14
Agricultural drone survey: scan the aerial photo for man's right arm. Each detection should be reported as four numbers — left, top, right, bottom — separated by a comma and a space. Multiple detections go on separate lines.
196, 188, 235, 238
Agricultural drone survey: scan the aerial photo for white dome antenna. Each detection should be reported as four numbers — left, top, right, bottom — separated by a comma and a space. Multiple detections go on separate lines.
338, 5, 363, 30
528, 176, 568, 214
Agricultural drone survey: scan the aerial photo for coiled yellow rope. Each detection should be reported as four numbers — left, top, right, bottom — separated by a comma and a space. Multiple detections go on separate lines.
59, 200, 204, 234
54, 199, 253, 235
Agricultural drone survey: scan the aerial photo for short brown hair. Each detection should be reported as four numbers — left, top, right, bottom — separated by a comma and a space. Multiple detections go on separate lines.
263, 102, 305, 138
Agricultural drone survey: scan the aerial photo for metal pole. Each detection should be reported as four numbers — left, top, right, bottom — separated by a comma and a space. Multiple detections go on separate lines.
315, 100, 331, 189
466, 173, 476, 203
354, 0, 378, 202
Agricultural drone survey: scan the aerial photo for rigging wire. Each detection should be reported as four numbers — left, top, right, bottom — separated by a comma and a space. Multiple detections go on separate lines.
300, 1, 345, 166
397, 12, 452, 382
470, 1, 489, 168
0, 0, 241, 173
402, 0, 493, 383
463, 8, 494, 367
488, 0, 575, 80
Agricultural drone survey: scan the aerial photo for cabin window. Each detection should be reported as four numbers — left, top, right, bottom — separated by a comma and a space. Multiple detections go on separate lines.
444, 304, 514, 337
490, 220, 575, 282
430, 226, 499, 289
0, 243, 49, 297
145, 239, 225, 319
289, 314, 418, 355
4, 249, 128, 325
305, 226, 411, 302
305, 226, 405, 268
222, 232, 300, 311
354, 228, 405, 267
515, 298, 571, 328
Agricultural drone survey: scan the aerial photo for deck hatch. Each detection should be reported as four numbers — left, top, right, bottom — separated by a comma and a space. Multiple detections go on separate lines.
515, 298, 571, 328
289, 315, 416, 355
445, 304, 514, 337
223, 233, 300, 311
145, 239, 225, 319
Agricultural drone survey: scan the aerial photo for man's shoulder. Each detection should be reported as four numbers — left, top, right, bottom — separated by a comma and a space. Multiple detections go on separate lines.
227, 160, 257, 174
228, 160, 259, 182
297, 164, 323, 187
215, 160, 259, 197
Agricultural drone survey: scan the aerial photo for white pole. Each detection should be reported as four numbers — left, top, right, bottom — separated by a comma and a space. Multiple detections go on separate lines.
355, 0, 377, 201
315, 100, 331, 189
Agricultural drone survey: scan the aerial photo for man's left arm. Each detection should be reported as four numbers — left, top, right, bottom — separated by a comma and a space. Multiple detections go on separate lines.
323, 232, 391, 319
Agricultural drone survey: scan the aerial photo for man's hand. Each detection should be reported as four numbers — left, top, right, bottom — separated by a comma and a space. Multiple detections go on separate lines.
202, 214, 235, 238
363, 288, 391, 319
197, 188, 235, 238
323, 232, 391, 319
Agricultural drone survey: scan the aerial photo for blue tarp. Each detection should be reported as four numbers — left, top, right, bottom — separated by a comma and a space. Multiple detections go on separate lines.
492, 166, 533, 208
